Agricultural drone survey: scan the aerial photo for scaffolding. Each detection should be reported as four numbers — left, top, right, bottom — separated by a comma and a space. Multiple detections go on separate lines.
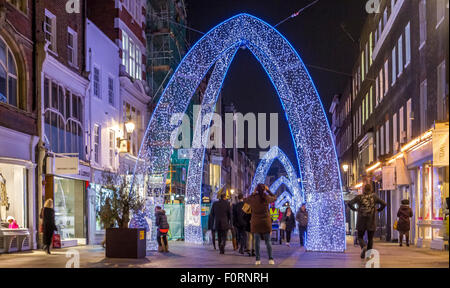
147, 0, 188, 104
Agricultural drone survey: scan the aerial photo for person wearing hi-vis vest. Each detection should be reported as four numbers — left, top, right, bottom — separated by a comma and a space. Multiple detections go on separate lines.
269, 204, 280, 222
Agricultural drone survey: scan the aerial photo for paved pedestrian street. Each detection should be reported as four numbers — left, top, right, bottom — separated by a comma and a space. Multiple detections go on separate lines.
0, 238, 447, 268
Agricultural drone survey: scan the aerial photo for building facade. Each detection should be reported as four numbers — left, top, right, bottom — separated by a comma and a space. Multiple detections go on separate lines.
331, 0, 449, 249
0, 0, 38, 251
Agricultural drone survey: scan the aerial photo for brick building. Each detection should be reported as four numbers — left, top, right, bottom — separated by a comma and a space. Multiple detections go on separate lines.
0, 0, 38, 251
330, 0, 449, 249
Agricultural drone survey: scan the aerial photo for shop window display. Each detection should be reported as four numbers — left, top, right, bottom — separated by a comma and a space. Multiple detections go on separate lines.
53, 177, 86, 241
0, 164, 27, 229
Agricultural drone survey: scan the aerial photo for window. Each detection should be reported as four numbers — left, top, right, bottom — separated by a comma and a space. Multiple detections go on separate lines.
108, 77, 115, 106
380, 125, 385, 155
397, 35, 403, 76
361, 50, 365, 82
385, 120, 390, 154
67, 28, 77, 66
93, 67, 100, 98
365, 94, 369, 121
384, 60, 389, 94
436, 0, 446, 28
399, 106, 405, 144
376, 129, 380, 158
420, 80, 428, 132
392, 47, 396, 85
406, 99, 412, 141
369, 86, 373, 115
437, 61, 447, 121
6, 0, 27, 13
109, 130, 115, 167
44, 10, 56, 52
369, 33, 373, 66
122, 31, 142, 80
0, 37, 19, 108
94, 124, 100, 164
405, 22, 411, 67
393, 113, 398, 153
419, 0, 427, 48
43, 78, 84, 158
375, 76, 379, 106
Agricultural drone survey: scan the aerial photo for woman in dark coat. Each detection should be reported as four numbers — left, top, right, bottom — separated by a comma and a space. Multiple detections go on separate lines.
244, 184, 277, 265
208, 205, 217, 250
281, 207, 296, 246
397, 199, 413, 247
348, 184, 386, 259
41, 199, 57, 254
155, 206, 170, 252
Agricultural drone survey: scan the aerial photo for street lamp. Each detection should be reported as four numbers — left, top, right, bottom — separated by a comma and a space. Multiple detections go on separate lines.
125, 121, 135, 134
342, 164, 349, 173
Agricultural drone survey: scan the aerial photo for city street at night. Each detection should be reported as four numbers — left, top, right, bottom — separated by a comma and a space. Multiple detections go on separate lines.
0, 0, 449, 279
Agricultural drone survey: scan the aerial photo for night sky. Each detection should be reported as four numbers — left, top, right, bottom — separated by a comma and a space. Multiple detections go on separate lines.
186, 0, 367, 173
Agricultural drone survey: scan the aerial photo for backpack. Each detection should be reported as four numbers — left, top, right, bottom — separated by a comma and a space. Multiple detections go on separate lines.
359, 193, 375, 217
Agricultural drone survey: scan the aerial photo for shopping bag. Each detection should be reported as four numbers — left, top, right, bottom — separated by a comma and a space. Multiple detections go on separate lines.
52, 233, 61, 248
242, 203, 251, 214
393, 220, 398, 231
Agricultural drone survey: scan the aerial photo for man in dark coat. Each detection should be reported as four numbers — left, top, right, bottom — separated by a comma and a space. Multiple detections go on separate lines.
397, 199, 413, 247
348, 184, 386, 258
295, 203, 308, 247
210, 193, 231, 254
207, 206, 217, 250
232, 193, 247, 254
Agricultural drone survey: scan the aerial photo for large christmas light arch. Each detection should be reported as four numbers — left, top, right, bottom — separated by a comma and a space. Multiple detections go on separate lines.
275, 190, 293, 209
250, 146, 302, 212
132, 13, 346, 252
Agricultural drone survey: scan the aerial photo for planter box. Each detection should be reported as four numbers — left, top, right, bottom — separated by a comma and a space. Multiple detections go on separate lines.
106, 228, 146, 259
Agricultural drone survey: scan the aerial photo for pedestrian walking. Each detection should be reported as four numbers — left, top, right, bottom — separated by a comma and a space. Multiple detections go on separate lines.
295, 203, 308, 247
348, 184, 386, 259
155, 206, 170, 253
282, 207, 296, 247
242, 201, 255, 256
396, 199, 413, 247
210, 193, 231, 254
244, 183, 277, 265
41, 199, 57, 255
208, 206, 217, 250
232, 193, 248, 254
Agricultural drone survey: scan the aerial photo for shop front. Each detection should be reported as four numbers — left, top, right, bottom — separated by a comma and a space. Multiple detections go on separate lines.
404, 123, 449, 250
45, 156, 90, 247
0, 126, 38, 253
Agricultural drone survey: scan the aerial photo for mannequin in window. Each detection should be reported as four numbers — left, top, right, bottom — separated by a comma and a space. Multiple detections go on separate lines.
7, 216, 19, 229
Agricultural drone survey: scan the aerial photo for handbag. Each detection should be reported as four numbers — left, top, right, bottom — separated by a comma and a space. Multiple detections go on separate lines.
393, 219, 398, 230
242, 203, 251, 214
280, 222, 286, 230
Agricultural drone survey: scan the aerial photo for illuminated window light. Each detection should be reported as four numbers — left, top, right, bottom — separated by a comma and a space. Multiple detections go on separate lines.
366, 161, 381, 173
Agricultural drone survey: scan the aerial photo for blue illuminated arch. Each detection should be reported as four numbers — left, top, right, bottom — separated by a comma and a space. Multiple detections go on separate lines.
132, 14, 346, 252
250, 146, 302, 212
275, 190, 293, 209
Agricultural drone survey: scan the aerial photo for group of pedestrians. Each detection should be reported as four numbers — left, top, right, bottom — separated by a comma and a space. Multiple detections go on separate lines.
209, 183, 309, 265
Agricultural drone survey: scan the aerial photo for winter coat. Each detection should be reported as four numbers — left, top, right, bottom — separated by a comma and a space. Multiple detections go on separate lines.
208, 204, 215, 230
232, 201, 247, 229
296, 208, 308, 227
155, 210, 169, 230
348, 192, 387, 232
244, 191, 277, 234
41, 207, 57, 246
210, 199, 231, 231
397, 205, 413, 232
282, 213, 296, 231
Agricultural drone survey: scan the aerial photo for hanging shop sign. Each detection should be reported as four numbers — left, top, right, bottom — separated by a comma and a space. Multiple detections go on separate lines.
381, 166, 395, 190
395, 158, 411, 186
433, 123, 449, 167
47, 156, 79, 175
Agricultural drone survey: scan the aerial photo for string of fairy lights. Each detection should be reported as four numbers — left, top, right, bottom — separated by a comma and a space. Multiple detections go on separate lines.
131, 14, 345, 252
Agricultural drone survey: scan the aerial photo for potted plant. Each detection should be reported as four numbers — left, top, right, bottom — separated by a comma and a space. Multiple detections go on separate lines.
97, 170, 146, 258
